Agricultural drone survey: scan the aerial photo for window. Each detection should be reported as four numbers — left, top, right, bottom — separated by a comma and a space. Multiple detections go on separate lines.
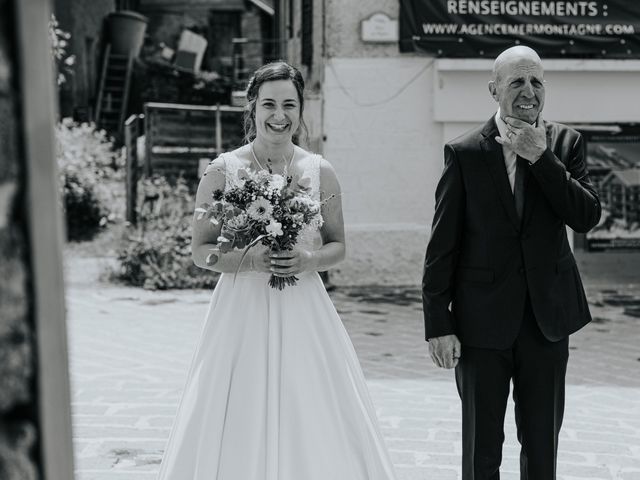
578, 124, 640, 251
208, 10, 242, 75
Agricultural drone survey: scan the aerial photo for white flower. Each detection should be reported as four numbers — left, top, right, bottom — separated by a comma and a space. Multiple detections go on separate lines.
256, 170, 272, 181
289, 195, 315, 208
266, 220, 283, 237
288, 196, 321, 217
194, 207, 208, 220
247, 197, 273, 221
226, 213, 250, 230
309, 215, 324, 231
268, 174, 286, 192
292, 213, 305, 225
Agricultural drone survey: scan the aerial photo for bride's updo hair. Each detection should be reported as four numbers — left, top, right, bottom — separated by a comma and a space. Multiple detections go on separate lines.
243, 61, 308, 145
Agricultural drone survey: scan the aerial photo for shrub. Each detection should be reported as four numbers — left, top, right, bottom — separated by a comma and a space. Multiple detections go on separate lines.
56, 119, 124, 241
49, 13, 75, 85
61, 170, 108, 241
114, 175, 219, 290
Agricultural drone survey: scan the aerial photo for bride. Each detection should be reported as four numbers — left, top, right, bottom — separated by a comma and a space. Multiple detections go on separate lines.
156, 61, 397, 480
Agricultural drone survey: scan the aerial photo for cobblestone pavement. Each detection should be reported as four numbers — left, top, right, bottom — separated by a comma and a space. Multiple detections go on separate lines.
64, 255, 640, 480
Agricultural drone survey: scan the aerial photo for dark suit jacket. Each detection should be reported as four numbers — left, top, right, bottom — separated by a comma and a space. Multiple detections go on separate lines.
422, 116, 601, 349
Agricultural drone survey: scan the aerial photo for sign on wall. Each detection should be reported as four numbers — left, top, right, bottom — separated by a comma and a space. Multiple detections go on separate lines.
400, 0, 640, 58
361, 13, 399, 43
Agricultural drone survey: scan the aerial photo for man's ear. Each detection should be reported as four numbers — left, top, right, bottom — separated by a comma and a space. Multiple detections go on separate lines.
488, 81, 498, 101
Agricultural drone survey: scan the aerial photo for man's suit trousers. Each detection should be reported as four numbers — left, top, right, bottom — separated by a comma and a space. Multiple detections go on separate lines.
455, 296, 569, 480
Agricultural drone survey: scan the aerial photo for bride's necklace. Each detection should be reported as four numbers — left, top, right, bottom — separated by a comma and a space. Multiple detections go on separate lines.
251, 142, 295, 177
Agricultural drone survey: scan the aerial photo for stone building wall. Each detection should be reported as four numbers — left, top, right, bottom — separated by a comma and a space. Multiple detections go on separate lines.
0, 1, 40, 478
325, 0, 399, 59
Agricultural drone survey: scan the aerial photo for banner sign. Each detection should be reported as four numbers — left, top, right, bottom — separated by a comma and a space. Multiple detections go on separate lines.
400, 0, 640, 58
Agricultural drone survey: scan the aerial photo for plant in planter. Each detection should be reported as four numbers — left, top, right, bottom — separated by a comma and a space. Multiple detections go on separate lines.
56, 119, 124, 241
115, 175, 219, 290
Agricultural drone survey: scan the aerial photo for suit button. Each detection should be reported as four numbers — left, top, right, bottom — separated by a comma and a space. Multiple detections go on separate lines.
518, 266, 525, 274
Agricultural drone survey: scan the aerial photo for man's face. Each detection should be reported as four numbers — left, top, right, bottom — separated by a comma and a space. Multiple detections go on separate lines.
490, 57, 545, 124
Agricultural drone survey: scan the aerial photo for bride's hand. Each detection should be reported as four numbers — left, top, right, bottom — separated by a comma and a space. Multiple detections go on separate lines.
248, 246, 271, 273
269, 248, 316, 277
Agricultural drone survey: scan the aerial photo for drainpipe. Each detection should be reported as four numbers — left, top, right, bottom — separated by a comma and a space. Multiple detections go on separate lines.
274, 0, 287, 61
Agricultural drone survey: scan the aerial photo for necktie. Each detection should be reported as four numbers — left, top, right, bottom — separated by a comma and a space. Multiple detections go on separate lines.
514, 156, 526, 222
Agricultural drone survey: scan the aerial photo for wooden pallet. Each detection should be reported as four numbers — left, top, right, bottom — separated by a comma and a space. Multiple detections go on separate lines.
143, 102, 245, 180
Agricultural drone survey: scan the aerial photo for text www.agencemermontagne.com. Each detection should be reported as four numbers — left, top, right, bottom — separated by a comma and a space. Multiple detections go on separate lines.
421, 22, 635, 36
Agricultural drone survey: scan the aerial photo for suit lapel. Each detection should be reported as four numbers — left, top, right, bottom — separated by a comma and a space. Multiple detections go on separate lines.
480, 117, 521, 230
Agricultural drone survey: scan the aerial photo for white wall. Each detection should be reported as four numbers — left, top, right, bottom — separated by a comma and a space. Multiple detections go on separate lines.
320, 0, 640, 286
433, 59, 640, 124
323, 57, 441, 285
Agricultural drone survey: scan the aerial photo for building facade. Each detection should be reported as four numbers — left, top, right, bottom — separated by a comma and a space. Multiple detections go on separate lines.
601, 169, 640, 225
320, 0, 640, 285
54, 0, 117, 118
55, 0, 640, 284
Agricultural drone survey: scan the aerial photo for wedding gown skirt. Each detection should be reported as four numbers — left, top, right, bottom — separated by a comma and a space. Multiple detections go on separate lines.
157, 271, 396, 480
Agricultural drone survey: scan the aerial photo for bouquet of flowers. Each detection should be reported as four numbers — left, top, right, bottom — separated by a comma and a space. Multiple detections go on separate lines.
195, 167, 324, 289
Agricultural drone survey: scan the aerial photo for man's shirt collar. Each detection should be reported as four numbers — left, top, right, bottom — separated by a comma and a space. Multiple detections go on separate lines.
495, 108, 509, 141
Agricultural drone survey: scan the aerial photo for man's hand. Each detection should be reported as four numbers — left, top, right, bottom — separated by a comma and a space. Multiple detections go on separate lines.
428, 334, 461, 369
496, 115, 547, 163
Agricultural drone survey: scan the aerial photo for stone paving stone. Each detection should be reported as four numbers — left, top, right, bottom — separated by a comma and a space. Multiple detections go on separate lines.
619, 471, 640, 480
394, 466, 459, 480
73, 414, 142, 427
78, 474, 156, 480
64, 258, 640, 480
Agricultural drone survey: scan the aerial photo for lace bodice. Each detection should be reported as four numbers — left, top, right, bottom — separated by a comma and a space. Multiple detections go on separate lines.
219, 151, 323, 252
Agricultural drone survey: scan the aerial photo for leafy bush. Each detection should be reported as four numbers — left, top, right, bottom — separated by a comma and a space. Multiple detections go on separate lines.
56, 119, 124, 241
114, 175, 219, 290
61, 171, 108, 241
49, 14, 75, 85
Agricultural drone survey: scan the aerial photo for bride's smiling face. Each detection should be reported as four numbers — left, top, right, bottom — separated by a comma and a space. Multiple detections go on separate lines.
254, 80, 301, 143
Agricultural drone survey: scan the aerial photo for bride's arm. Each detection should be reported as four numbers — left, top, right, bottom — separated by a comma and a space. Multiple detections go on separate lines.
191, 157, 269, 273
312, 158, 346, 271
269, 158, 346, 276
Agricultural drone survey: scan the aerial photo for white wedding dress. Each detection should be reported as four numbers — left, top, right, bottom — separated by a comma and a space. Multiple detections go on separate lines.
156, 153, 396, 480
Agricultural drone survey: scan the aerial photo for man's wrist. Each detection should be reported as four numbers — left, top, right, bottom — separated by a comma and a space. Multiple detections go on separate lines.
527, 147, 546, 165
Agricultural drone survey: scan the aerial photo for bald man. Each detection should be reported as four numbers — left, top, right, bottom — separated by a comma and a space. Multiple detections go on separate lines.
422, 46, 601, 479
